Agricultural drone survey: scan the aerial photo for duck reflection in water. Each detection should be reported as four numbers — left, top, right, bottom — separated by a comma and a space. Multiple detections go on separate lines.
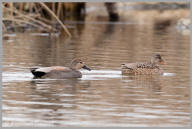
122, 75, 162, 94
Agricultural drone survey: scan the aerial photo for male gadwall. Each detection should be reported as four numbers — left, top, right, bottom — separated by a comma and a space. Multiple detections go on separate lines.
30, 59, 91, 79
121, 54, 165, 75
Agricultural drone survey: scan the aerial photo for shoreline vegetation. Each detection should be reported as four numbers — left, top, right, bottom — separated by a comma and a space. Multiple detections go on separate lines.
2, 2, 190, 38
2, 2, 76, 37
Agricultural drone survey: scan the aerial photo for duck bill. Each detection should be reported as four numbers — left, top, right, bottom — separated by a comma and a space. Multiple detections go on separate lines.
82, 65, 91, 71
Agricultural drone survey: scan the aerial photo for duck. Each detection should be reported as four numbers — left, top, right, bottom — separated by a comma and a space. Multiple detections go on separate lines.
30, 59, 91, 79
121, 54, 165, 75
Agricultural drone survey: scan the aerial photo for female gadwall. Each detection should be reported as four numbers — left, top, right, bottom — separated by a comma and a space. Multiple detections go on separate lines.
121, 54, 165, 75
30, 59, 91, 79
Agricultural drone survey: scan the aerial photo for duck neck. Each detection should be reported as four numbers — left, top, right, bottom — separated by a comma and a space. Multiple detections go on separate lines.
70, 66, 76, 70
70, 66, 80, 71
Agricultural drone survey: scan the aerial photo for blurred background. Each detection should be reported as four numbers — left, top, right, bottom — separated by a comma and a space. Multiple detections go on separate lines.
2, 2, 191, 37
2, 2, 191, 127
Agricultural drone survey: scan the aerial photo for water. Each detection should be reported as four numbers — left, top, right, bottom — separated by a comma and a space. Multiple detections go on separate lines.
2, 17, 190, 126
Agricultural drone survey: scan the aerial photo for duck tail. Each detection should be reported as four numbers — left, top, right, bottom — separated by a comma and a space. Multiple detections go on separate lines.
30, 67, 38, 73
30, 67, 46, 78
30, 67, 40, 78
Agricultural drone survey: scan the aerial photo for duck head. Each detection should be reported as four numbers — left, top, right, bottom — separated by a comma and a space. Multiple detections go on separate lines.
70, 59, 91, 71
150, 54, 165, 65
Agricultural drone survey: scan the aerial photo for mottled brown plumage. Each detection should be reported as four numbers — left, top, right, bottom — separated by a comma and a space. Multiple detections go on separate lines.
121, 54, 164, 75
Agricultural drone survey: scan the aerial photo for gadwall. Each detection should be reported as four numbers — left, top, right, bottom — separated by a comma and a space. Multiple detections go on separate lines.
30, 59, 91, 79
121, 54, 165, 75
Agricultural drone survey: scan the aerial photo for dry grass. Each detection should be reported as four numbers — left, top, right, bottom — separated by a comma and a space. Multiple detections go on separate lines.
2, 2, 72, 37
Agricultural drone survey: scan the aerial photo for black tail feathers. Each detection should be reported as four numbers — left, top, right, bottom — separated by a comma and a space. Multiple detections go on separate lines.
30, 67, 38, 73
30, 67, 46, 78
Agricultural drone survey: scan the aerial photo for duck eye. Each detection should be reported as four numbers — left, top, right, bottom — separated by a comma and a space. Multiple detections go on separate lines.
79, 61, 82, 64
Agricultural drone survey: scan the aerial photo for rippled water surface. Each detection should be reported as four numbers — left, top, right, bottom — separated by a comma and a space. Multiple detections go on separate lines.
2, 17, 190, 127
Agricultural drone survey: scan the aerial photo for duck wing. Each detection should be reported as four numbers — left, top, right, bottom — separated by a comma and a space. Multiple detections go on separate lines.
121, 63, 138, 70
122, 62, 154, 69
30, 66, 71, 78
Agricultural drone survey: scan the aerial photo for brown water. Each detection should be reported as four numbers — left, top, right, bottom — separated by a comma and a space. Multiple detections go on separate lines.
2, 17, 190, 127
